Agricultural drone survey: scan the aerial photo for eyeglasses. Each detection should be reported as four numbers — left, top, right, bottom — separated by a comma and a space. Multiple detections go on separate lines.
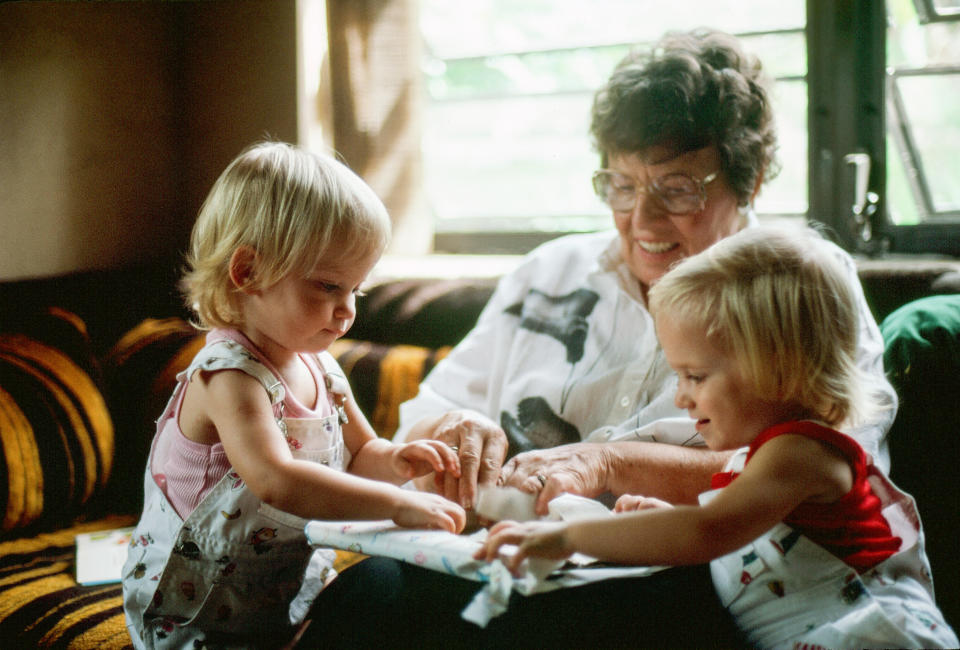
591, 169, 719, 215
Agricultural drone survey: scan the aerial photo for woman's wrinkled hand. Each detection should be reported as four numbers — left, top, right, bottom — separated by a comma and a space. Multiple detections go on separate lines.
418, 410, 508, 510
499, 443, 612, 516
472, 519, 571, 574
613, 493, 673, 513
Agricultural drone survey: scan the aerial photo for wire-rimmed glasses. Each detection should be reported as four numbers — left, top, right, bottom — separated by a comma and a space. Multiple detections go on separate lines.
592, 169, 719, 215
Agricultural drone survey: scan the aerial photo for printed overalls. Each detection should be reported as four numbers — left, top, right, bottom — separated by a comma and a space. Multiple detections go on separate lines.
122, 337, 352, 649
703, 448, 958, 649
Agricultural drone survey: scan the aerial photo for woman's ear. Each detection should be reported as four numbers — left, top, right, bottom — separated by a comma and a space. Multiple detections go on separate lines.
228, 246, 258, 294
749, 170, 765, 204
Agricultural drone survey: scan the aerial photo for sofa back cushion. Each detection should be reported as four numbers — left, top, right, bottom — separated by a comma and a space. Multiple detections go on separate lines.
101, 317, 206, 516
101, 319, 451, 515
0, 309, 113, 537
329, 339, 450, 439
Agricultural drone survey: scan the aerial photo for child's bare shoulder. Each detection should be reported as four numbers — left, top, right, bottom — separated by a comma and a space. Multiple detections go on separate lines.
752, 432, 853, 502
180, 367, 273, 443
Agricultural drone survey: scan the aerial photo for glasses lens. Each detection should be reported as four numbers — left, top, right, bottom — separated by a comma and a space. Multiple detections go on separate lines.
654, 174, 702, 214
593, 171, 637, 211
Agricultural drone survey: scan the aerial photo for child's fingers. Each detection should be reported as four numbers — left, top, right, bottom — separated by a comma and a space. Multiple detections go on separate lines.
398, 442, 445, 475
614, 494, 671, 512
423, 494, 466, 533
408, 440, 461, 476
506, 547, 528, 574
477, 521, 522, 562
432, 511, 456, 533
420, 445, 447, 474
426, 439, 461, 476
444, 500, 467, 533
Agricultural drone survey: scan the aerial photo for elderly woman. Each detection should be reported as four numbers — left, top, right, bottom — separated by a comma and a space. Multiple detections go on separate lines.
397, 28, 893, 514
305, 28, 895, 647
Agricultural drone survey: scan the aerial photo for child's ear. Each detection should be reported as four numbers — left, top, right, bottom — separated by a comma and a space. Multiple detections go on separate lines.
228, 246, 258, 294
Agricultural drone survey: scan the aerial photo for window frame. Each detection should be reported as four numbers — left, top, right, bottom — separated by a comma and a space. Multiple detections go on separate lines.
913, 0, 960, 23
808, 0, 959, 257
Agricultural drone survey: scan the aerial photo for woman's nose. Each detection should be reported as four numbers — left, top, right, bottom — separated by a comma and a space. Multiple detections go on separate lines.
630, 192, 666, 226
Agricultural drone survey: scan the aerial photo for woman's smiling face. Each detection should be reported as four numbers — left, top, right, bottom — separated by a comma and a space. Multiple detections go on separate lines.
608, 146, 744, 294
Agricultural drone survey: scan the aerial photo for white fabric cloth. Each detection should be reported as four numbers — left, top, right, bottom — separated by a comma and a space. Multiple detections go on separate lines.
303, 493, 663, 628
122, 335, 351, 649
396, 229, 896, 471
702, 449, 957, 649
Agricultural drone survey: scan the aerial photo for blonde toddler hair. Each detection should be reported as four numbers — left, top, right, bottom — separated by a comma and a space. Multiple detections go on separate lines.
648, 226, 876, 427
181, 141, 391, 329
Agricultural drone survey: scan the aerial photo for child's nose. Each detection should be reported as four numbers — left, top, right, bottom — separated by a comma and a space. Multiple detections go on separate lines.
674, 386, 692, 410
335, 293, 356, 320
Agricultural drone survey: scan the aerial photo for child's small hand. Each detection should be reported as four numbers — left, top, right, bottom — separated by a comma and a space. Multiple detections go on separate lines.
392, 439, 461, 482
613, 494, 673, 513
392, 491, 466, 534
472, 520, 571, 574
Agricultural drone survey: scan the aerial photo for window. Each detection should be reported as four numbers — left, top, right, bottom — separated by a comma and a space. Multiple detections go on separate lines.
420, 1, 807, 253
809, 0, 960, 256
306, 1, 960, 257
886, 0, 960, 247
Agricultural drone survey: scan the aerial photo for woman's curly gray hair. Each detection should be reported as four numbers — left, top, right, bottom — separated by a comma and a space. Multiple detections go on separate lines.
590, 28, 779, 206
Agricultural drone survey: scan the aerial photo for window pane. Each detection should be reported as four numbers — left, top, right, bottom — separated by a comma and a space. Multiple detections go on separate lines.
424, 93, 603, 227
887, 0, 960, 222
421, 1, 807, 236
758, 79, 807, 216
421, 0, 804, 58
426, 46, 627, 102
887, 132, 923, 225
895, 75, 960, 213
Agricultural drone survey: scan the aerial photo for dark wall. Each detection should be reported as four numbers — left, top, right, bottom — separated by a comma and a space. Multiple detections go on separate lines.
0, 0, 298, 281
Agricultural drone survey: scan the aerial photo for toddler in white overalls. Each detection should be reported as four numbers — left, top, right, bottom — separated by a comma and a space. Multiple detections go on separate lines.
476, 227, 957, 648
122, 142, 465, 649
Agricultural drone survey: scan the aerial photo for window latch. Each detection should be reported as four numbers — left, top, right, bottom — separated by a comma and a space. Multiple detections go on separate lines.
844, 152, 879, 243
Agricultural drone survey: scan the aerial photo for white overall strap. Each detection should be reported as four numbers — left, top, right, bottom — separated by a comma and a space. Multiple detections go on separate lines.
722, 446, 749, 473
178, 338, 285, 405
316, 351, 350, 423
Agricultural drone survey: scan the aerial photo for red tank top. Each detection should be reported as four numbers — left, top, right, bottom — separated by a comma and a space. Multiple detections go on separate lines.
711, 421, 901, 573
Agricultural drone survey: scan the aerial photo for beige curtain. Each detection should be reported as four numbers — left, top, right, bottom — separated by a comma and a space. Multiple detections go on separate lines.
325, 0, 430, 254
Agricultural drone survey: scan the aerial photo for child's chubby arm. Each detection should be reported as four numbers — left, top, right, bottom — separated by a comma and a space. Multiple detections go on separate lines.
196, 369, 466, 533
337, 388, 461, 487
476, 433, 853, 573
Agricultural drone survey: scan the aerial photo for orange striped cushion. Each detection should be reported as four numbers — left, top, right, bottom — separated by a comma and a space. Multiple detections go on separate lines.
329, 339, 450, 439
100, 318, 205, 516
102, 319, 451, 446
0, 514, 135, 649
0, 330, 113, 535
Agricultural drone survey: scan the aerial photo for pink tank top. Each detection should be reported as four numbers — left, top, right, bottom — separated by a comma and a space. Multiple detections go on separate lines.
153, 329, 333, 518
